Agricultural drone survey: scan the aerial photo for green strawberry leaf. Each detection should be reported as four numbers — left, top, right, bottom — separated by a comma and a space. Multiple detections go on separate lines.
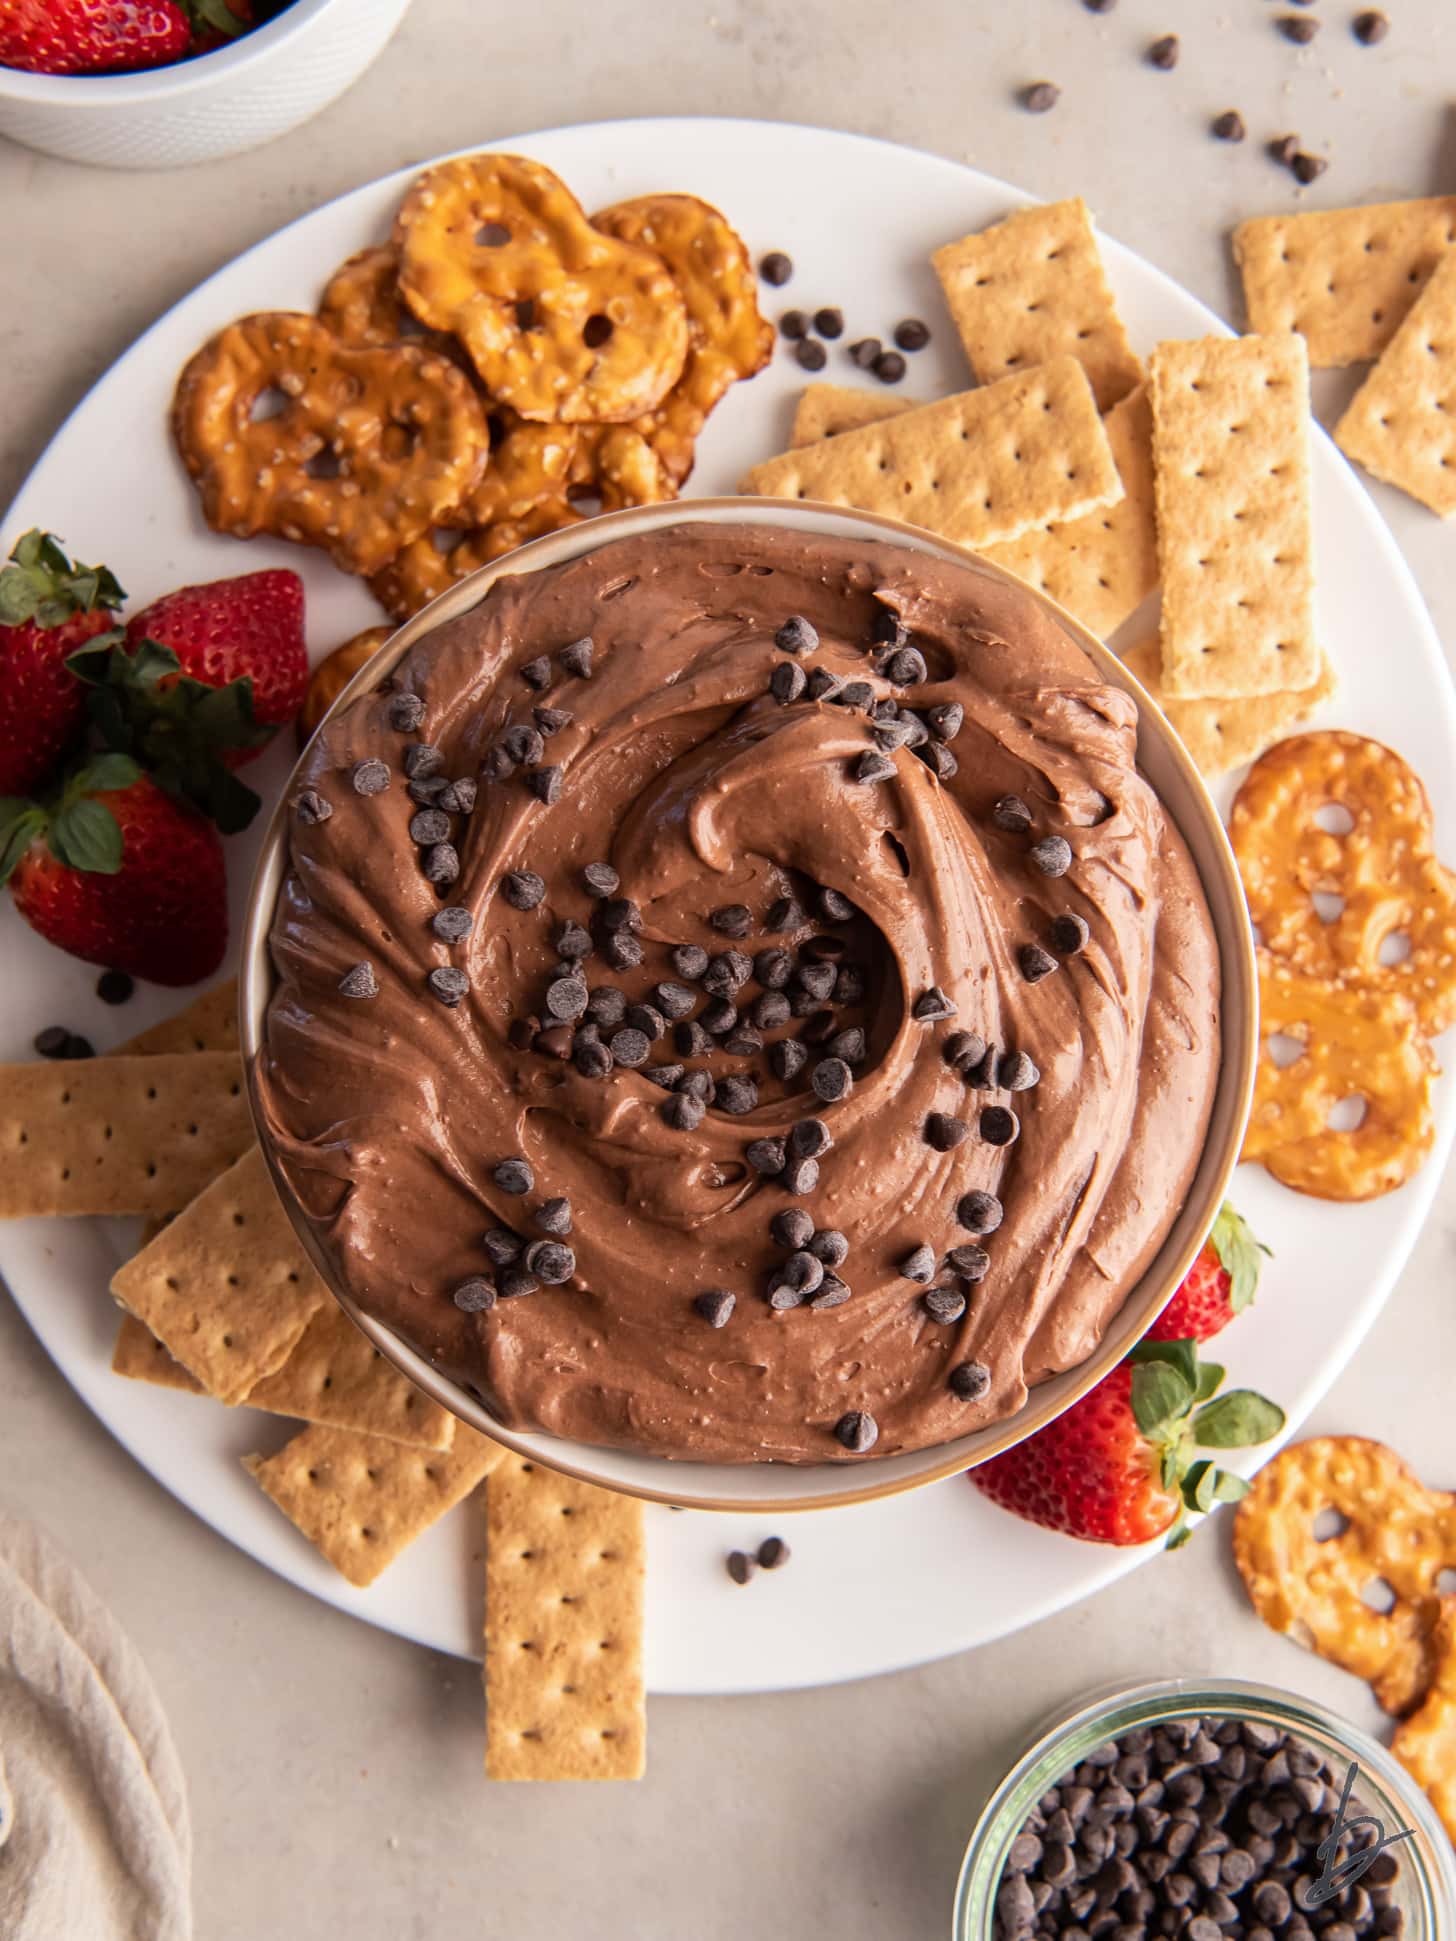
1194, 1360, 1226, 1405
1213, 1471, 1252, 1504
0, 802, 46, 887
183, 0, 246, 35
1131, 1358, 1196, 1438
1183, 1457, 1219, 1515
1193, 1389, 1286, 1449
0, 531, 124, 627
1211, 1201, 1271, 1314
49, 797, 123, 875
68, 753, 142, 798
1165, 1519, 1193, 1551
1129, 1336, 1199, 1388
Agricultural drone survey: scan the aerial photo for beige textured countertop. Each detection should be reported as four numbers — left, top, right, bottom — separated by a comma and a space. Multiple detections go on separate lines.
1, 3, 1453, 1934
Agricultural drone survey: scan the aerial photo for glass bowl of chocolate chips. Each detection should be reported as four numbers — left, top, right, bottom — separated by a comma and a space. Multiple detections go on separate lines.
955, 1678, 1455, 1941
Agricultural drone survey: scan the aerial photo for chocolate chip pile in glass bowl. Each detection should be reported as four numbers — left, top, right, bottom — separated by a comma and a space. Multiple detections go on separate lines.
954, 1681, 1456, 1941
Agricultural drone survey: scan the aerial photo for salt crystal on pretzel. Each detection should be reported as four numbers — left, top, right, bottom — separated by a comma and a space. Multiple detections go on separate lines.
173, 312, 490, 577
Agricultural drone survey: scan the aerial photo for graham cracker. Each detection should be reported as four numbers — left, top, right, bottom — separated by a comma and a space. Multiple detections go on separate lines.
244, 1422, 504, 1588
1334, 249, 1456, 516
982, 385, 1159, 639
791, 383, 916, 446
1148, 334, 1319, 700
109, 1145, 326, 1404
117, 978, 239, 1057
0, 1051, 251, 1219
932, 196, 1142, 411
1121, 633, 1338, 778
112, 1311, 204, 1394
740, 358, 1122, 550
1234, 196, 1456, 368
485, 1452, 646, 1781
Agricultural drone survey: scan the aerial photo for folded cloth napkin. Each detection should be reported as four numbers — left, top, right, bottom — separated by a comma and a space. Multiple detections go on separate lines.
0, 1510, 191, 1940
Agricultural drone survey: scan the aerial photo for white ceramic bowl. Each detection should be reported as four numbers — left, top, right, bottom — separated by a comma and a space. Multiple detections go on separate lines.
0, 0, 413, 170
241, 499, 1258, 1514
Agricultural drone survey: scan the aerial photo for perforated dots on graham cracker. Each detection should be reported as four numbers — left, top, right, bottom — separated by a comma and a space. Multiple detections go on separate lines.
932, 196, 1142, 411
1120, 633, 1338, 778
117, 978, 239, 1057
485, 1453, 645, 1781
1234, 195, 1456, 367
790, 383, 916, 446
1335, 249, 1456, 516
1148, 333, 1319, 700
0, 1050, 251, 1220
740, 359, 1122, 550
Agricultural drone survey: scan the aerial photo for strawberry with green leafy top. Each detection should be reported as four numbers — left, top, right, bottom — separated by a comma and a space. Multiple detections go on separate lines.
1147, 1203, 1270, 1344
972, 1338, 1285, 1548
0, 531, 125, 797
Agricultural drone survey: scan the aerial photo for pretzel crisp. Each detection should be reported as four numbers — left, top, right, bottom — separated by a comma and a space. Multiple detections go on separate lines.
1391, 1598, 1456, 1842
319, 243, 461, 365
1232, 730, 1456, 1036
173, 313, 490, 577
394, 154, 690, 424
593, 192, 773, 485
1233, 1438, 1456, 1716
369, 502, 585, 623
299, 625, 393, 741
1243, 951, 1437, 1201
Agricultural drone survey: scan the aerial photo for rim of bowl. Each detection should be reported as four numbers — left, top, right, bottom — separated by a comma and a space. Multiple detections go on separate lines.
0, 0, 360, 101
952, 1675, 1456, 1939
239, 497, 1258, 1515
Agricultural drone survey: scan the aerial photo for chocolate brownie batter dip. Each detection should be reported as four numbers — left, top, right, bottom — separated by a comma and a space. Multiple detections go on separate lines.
256, 522, 1220, 1464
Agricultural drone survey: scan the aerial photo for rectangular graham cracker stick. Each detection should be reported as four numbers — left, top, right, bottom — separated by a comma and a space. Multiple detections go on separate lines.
485, 1452, 646, 1780
117, 979, 239, 1057
932, 196, 1142, 411
244, 1422, 504, 1588
740, 358, 1122, 550
1149, 334, 1319, 700
1234, 196, 1456, 367
791, 383, 916, 446
1120, 633, 1338, 778
110, 1145, 326, 1403
981, 385, 1159, 639
1335, 249, 1456, 516
0, 1051, 252, 1220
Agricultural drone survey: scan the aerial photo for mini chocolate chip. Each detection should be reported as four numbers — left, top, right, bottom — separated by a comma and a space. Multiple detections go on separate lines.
403, 742, 445, 781
837, 679, 875, 712
524, 1239, 574, 1284
1019, 943, 1059, 984
884, 646, 927, 686
946, 1243, 990, 1282
805, 669, 844, 702
498, 1264, 539, 1298
423, 842, 460, 885
1147, 31, 1179, 66
481, 745, 514, 783
780, 1154, 820, 1195
700, 998, 738, 1036
998, 1050, 1040, 1091
966, 1047, 999, 1088
704, 949, 752, 994
664, 1091, 705, 1131
552, 922, 591, 962
775, 614, 820, 655
674, 1020, 712, 1057
747, 990, 789, 1032
831, 964, 865, 1004
794, 338, 828, 372
893, 318, 931, 352
912, 985, 956, 1022
1292, 150, 1328, 183
1354, 8, 1388, 42
943, 1030, 987, 1075
1030, 835, 1073, 876
427, 966, 469, 1006
408, 775, 448, 805
603, 938, 645, 981
710, 903, 753, 939
527, 764, 562, 805
533, 703, 573, 740
453, 1277, 496, 1313
759, 250, 793, 284
695, 1288, 736, 1327
1269, 132, 1302, 166
501, 870, 546, 910
503, 724, 546, 767
920, 740, 959, 781
558, 637, 594, 679
388, 692, 425, 732
770, 1037, 809, 1082
1082, 0, 1116, 10
980, 1105, 1019, 1146
585, 987, 627, 1030
642, 1062, 683, 1091
812, 306, 844, 339
873, 350, 907, 383
409, 807, 450, 845
809, 1275, 851, 1310
811, 1057, 852, 1102
835, 1409, 878, 1452
531, 1198, 572, 1238
958, 1189, 1004, 1233
992, 793, 1034, 834
779, 309, 808, 340
483, 1228, 522, 1267
849, 336, 881, 368
855, 749, 896, 784
610, 1027, 651, 1068
757, 1535, 790, 1568
1277, 13, 1319, 42
545, 977, 589, 1022
808, 1229, 849, 1268
339, 961, 378, 999
901, 1243, 936, 1283
96, 968, 134, 1005
1022, 80, 1061, 112
818, 886, 856, 923
924, 1286, 967, 1324
787, 1117, 832, 1160
771, 660, 808, 703
624, 1003, 666, 1041
493, 1157, 534, 1195
717, 1075, 759, 1114
680, 1069, 718, 1102
726, 1550, 755, 1584
746, 1137, 786, 1175
949, 1360, 991, 1401
438, 777, 477, 815
351, 758, 390, 796
1050, 913, 1089, 955
926, 702, 964, 742
793, 960, 837, 1002
295, 788, 333, 824
519, 655, 552, 691
826, 1027, 865, 1065
926, 1112, 969, 1151
1212, 109, 1246, 141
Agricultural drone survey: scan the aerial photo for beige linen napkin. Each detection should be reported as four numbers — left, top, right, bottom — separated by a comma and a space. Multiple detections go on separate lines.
0, 1511, 192, 1940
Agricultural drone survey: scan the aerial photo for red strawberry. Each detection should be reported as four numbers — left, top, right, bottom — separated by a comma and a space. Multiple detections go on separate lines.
1147, 1202, 1270, 1344
0, 531, 125, 796
2, 757, 227, 986
0, 0, 190, 74
972, 1339, 1284, 1548
123, 568, 307, 755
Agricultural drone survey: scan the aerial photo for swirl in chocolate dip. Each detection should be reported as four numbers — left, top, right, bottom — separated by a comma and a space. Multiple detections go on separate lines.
255, 523, 1220, 1464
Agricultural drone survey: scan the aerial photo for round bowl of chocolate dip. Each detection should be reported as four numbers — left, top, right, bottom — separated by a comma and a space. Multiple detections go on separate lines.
240, 500, 1256, 1513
